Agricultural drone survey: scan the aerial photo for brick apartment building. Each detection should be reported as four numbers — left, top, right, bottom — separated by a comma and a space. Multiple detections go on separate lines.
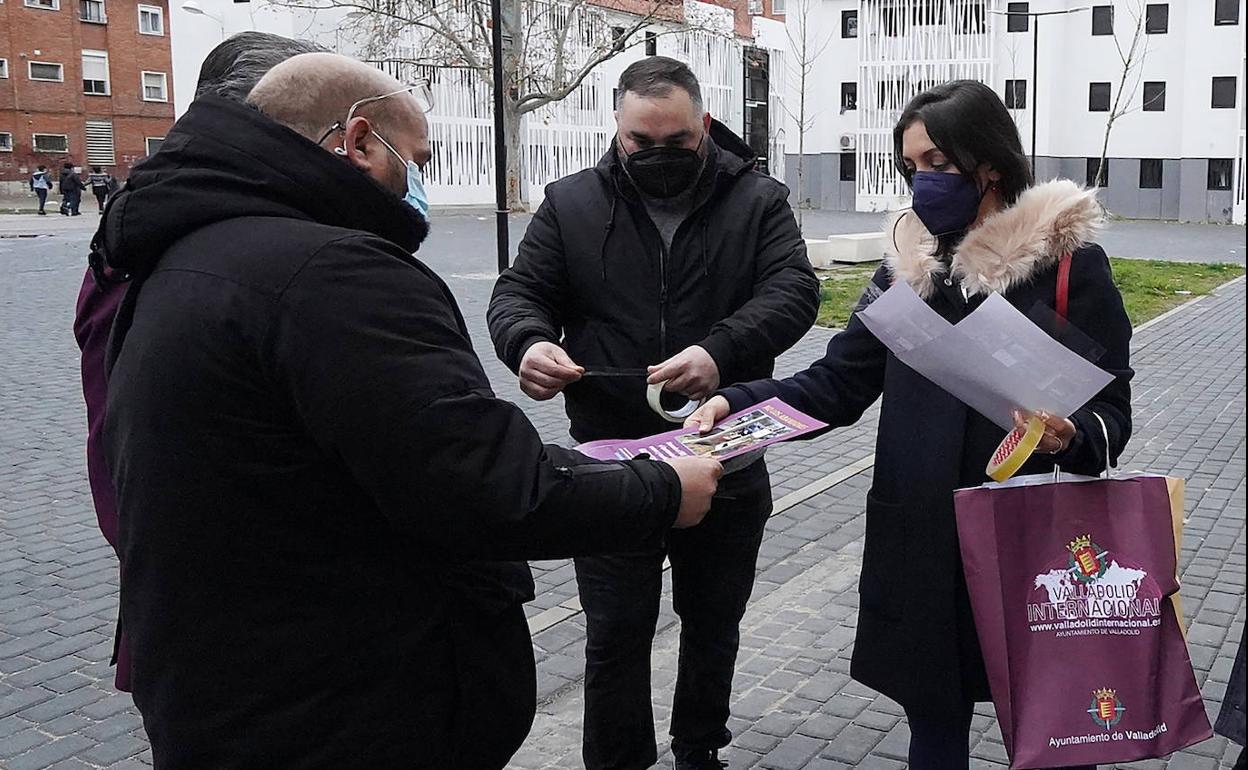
0, 0, 174, 196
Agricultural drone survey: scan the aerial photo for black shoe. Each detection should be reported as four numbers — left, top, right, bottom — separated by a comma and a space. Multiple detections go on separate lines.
37, 210, 46, 215
674, 749, 727, 770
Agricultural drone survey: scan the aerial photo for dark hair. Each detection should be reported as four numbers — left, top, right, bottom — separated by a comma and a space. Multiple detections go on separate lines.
195, 31, 328, 102
37, 165, 46, 171
616, 56, 703, 111
893, 80, 1032, 206
92, 165, 102, 173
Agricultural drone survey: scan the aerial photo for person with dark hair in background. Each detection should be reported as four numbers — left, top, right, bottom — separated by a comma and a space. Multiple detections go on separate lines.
29, 165, 51, 215
72, 30, 327, 694
59, 162, 83, 215
686, 79, 1134, 770
489, 56, 819, 770
88, 165, 113, 213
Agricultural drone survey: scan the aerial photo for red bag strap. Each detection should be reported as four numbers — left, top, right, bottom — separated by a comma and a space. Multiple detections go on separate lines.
1056, 251, 1073, 320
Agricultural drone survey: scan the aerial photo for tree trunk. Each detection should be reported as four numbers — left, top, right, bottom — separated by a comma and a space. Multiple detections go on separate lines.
1096, 119, 1112, 189
796, 65, 807, 229
504, 98, 525, 211
501, 0, 525, 211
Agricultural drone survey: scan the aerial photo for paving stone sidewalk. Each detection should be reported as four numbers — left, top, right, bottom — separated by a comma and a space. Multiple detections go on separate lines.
0, 218, 1243, 769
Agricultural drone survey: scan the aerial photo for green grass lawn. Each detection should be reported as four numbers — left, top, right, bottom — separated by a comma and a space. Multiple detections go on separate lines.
816, 259, 1245, 329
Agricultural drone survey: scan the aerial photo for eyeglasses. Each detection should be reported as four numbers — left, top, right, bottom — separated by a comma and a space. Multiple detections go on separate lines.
316, 80, 434, 147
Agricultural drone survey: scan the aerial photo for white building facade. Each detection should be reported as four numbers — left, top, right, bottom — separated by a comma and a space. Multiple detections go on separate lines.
780, 0, 1247, 223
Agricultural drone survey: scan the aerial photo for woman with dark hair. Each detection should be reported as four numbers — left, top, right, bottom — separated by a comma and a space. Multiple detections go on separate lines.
687, 79, 1132, 769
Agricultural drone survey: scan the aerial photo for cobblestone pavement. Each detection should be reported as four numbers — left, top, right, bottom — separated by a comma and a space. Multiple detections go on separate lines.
0, 213, 1243, 769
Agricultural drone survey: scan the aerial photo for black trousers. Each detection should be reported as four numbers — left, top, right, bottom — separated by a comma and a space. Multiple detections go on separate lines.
450, 601, 537, 769
575, 459, 772, 770
906, 701, 1096, 770
35, 189, 47, 212
61, 190, 81, 215
94, 188, 108, 210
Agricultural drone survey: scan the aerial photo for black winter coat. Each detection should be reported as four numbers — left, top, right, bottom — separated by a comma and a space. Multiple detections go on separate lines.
722, 181, 1134, 714
488, 121, 819, 442
59, 169, 84, 194
98, 96, 682, 768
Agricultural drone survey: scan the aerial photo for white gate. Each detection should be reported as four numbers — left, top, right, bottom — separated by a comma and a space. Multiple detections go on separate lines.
856, 0, 997, 211
369, 0, 784, 208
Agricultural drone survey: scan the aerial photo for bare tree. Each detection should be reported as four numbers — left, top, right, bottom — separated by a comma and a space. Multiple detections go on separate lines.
782, 0, 831, 227
277, 0, 722, 210
1002, 35, 1023, 124
1093, 0, 1156, 189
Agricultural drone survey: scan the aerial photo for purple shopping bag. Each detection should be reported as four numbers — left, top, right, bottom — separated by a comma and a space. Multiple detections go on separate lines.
955, 473, 1211, 769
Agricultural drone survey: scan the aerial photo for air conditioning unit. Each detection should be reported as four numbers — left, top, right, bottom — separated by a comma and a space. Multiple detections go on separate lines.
839, 133, 857, 150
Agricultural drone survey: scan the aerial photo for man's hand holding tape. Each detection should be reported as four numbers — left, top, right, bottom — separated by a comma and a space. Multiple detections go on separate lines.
647, 344, 720, 401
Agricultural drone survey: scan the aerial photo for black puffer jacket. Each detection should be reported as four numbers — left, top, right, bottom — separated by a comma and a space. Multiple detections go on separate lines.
488, 121, 819, 442
99, 96, 682, 768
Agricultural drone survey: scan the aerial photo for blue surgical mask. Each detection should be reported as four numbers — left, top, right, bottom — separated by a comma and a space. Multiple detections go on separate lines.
403, 160, 430, 219
373, 130, 430, 220
910, 170, 983, 237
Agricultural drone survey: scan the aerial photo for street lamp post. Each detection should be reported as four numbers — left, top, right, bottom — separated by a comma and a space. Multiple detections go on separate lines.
490, 0, 509, 274
180, 0, 225, 40
990, 6, 1091, 174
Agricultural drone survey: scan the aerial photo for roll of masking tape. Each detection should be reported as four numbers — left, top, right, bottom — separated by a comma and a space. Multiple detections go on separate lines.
986, 416, 1046, 483
647, 381, 703, 424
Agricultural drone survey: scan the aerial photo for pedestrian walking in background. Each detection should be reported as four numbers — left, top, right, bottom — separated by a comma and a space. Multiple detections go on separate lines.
686, 79, 1135, 770
29, 165, 52, 215
88, 166, 114, 213
59, 162, 83, 216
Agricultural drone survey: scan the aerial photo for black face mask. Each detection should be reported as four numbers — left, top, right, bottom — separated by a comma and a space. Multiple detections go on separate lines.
621, 138, 705, 198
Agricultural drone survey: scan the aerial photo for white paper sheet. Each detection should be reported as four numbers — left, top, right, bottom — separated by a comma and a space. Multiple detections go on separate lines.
857, 281, 1115, 430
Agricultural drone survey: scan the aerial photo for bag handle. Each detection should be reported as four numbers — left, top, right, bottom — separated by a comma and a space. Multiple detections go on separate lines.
1051, 409, 1112, 483
1056, 251, 1073, 320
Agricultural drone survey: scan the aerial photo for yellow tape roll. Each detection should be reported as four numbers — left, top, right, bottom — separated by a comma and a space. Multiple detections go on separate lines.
986, 416, 1046, 482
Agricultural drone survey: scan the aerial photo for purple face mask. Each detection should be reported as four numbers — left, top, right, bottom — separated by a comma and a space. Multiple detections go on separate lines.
910, 170, 984, 237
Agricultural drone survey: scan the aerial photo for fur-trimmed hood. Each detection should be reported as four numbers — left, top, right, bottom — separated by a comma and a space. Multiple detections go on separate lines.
883, 179, 1104, 298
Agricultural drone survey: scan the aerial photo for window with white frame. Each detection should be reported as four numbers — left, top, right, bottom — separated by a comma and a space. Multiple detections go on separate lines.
0, 133, 12, 151
24, 0, 59, 10
145, 136, 164, 156
28, 62, 64, 82
33, 133, 69, 153
770, 0, 784, 14
138, 4, 164, 35
82, 51, 109, 95
142, 71, 168, 101
0, 60, 8, 79
80, 0, 105, 22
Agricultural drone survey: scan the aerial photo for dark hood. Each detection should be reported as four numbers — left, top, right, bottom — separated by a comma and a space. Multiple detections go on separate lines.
596, 118, 758, 190
93, 95, 428, 279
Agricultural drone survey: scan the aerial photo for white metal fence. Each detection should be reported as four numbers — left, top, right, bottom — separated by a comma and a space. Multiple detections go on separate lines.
371, 0, 782, 209
856, 0, 997, 210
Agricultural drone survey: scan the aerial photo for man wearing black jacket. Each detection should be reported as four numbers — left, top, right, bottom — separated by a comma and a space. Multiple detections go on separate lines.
488, 57, 819, 770
99, 52, 721, 768
59, 162, 84, 215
